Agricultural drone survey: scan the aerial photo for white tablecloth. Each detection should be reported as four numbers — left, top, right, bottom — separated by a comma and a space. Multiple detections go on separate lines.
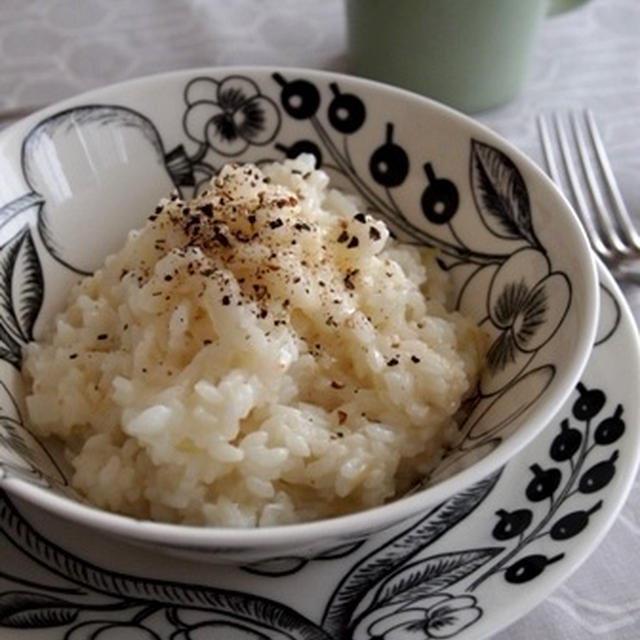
1, 1, 639, 637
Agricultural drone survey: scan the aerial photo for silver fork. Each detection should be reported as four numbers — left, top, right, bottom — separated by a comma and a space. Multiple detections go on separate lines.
538, 109, 640, 281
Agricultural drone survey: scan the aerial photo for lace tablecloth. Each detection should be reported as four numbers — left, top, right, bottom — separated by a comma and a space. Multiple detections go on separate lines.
1, 1, 639, 637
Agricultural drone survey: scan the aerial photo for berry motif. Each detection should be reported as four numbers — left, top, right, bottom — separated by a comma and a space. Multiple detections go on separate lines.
572, 382, 606, 420
594, 405, 625, 445
505, 554, 564, 584
369, 123, 409, 188
327, 83, 366, 134
550, 502, 602, 540
579, 451, 618, 493
421, 163, 459, 224
549, 419, 582, 461
526, 464, 562, 502
492, 509, 533, 540
273, 73, 320, 120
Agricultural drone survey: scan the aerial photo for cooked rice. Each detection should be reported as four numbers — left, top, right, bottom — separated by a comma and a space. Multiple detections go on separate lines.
23, 155, 486, 527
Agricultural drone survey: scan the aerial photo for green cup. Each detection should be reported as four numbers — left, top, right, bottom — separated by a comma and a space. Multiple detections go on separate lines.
345, 0, 589, 113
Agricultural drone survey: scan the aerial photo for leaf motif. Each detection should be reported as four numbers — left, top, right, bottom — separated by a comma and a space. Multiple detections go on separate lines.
322, 471, 501, 635
11, 228, 43, 342
0, 591, 78, 628
470, 140, 537, 246
373, 548, 503, 607
0, 321, 22, 368
0, 226, 43, 350
0, 238, 26, 347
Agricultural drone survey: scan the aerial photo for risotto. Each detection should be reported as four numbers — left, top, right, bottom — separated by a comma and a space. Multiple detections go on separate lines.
23, 155, 486, 527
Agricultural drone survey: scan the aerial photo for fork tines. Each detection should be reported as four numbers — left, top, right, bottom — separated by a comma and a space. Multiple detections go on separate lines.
537, 109, 640, 265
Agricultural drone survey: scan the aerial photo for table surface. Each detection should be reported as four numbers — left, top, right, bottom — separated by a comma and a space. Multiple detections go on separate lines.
1, 1, 639, 638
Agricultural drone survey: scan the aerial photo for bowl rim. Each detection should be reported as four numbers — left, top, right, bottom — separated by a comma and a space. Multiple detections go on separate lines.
0, 65, 600, 551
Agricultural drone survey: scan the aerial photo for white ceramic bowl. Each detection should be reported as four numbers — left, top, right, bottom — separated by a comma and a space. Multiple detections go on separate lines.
0, 67, 598, 562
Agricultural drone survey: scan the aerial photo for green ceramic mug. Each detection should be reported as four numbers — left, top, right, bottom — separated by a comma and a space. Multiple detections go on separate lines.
345, 0, 590, 113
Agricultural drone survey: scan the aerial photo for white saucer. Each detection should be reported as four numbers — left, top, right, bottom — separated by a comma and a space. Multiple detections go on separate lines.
0, 262, 638, 640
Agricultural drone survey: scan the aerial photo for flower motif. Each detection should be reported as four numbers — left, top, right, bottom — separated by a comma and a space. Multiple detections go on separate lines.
354, 594, 482, 639
184, 76, 280, 156
481, 248, 571, 394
